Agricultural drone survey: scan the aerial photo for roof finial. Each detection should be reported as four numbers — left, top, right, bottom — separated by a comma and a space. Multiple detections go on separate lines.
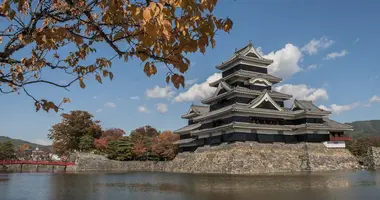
234, 48, 237, 52
249, 40, 252, 45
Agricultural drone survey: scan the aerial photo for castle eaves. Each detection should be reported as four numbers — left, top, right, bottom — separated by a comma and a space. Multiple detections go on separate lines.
209, 69, 282, 87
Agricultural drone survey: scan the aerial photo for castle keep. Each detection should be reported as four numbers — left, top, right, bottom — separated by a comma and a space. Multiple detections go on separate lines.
175, 42, 352, 152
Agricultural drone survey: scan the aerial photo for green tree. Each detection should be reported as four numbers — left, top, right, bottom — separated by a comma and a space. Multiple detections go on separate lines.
0, 141, 17, 160
94, 128, 125, 151
0, 0, 232, 111
106, 137, 133, 161
48, 110, 102, 155
79, 135, 94, 152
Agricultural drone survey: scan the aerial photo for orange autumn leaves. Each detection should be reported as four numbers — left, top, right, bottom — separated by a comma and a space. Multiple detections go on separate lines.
0, 0, 232, 111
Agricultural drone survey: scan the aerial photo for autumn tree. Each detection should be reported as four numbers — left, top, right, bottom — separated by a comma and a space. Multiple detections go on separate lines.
16, 144, 31, 158
94, 128, 125, 151
48, 110, 102, 155
152, 130, 179, 160
0, 0, 233, 111
18, 144, 30, 152
0, 141, 17, 160
106, 136, 133, 161
346, 136, 380, 165
130, 125, 159, 160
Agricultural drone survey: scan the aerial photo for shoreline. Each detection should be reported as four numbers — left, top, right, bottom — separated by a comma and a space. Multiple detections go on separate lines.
3, 142, 379, 174
72, 142, 361, 174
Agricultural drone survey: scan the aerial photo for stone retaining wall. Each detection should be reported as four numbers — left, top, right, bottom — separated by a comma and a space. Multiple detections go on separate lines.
73, 142, 359, 174
367, 147, 380, 169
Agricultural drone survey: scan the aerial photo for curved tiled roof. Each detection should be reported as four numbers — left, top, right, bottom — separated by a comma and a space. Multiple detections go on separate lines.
181, 104, 209, 118
216, 43, 273, 70
291, 99, 331, 115
191, 122, 294, 135
322, 118, 353, 130
209, 69, 282, 87
202, 86, 292, 104
173, 138, 195, 145
192, 105, 209, 114
174, 123, 202, 134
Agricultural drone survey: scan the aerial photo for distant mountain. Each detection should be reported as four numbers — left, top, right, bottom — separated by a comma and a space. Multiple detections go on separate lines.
0, 136, 51, 149
346, 120, 380, 138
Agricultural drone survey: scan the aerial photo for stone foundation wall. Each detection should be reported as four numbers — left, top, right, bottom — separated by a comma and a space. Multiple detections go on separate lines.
367, 147, 380, 169
73, 142, 359, 174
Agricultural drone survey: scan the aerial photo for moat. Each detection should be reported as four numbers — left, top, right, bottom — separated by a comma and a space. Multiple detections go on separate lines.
1, 171, 380, 200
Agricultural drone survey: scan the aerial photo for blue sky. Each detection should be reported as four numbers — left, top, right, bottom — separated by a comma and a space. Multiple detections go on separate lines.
1, 0, 379, 145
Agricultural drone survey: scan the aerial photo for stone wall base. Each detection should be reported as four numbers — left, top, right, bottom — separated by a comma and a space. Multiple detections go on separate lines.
367, 147, 380, 169
73, 142, 359, 174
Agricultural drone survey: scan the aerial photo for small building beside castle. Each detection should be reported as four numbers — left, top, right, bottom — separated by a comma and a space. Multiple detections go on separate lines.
174, 42, 352, 152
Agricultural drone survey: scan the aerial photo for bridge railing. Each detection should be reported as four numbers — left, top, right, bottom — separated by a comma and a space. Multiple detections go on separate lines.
0, 160, 75, 166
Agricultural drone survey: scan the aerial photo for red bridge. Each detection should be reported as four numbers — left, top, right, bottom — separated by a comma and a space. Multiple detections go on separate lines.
0, 160, 75, 166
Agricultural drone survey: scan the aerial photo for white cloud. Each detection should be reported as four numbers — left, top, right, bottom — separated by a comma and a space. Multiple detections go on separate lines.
369, 95, 380, 103
318, 105, 331, 112
274, 84, 328, 102
318, 102, 360, 115
353, 38, 360, 44
301, 37, 334, 55
104, 102, 116, 108
263, 44, 303, 79
33, 139, 52, 146
96, 109, 103, 113
324, 50, 348, 60
130, 96, 140, 100
145, 86, 175, 99
185, 78, 198, 86
307, 64, 318, 70
174, 73, 222, 102
93, 96, 97, 99
156, 103, 168, 113
138, 105, 149, 113
363, 104, 372, 107
256, 46, 264, 56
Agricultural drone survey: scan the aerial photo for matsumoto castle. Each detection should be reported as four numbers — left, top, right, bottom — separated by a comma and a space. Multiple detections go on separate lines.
174, 42, 353, 152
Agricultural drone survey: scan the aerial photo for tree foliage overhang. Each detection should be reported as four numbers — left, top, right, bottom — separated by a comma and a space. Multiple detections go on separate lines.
0, 0, 232, 111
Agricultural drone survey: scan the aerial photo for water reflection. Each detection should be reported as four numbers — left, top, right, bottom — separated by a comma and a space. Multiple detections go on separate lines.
0, 171, 380, 200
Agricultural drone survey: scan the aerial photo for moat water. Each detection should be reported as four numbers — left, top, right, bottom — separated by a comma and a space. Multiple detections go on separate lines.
1, 170, 380, 200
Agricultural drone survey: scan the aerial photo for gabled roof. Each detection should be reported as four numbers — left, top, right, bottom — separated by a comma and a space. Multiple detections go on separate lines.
202, 86, 292, 104
209, 69, 282, 87
216, 42, 273, 70
291, 99, 331, 114
192, 105, 209, 114
248, 91, 283, 111
248, 77, 272, 86
181, 104, 209, 119
235, 42, 266, 60
211, 81, 232, 98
